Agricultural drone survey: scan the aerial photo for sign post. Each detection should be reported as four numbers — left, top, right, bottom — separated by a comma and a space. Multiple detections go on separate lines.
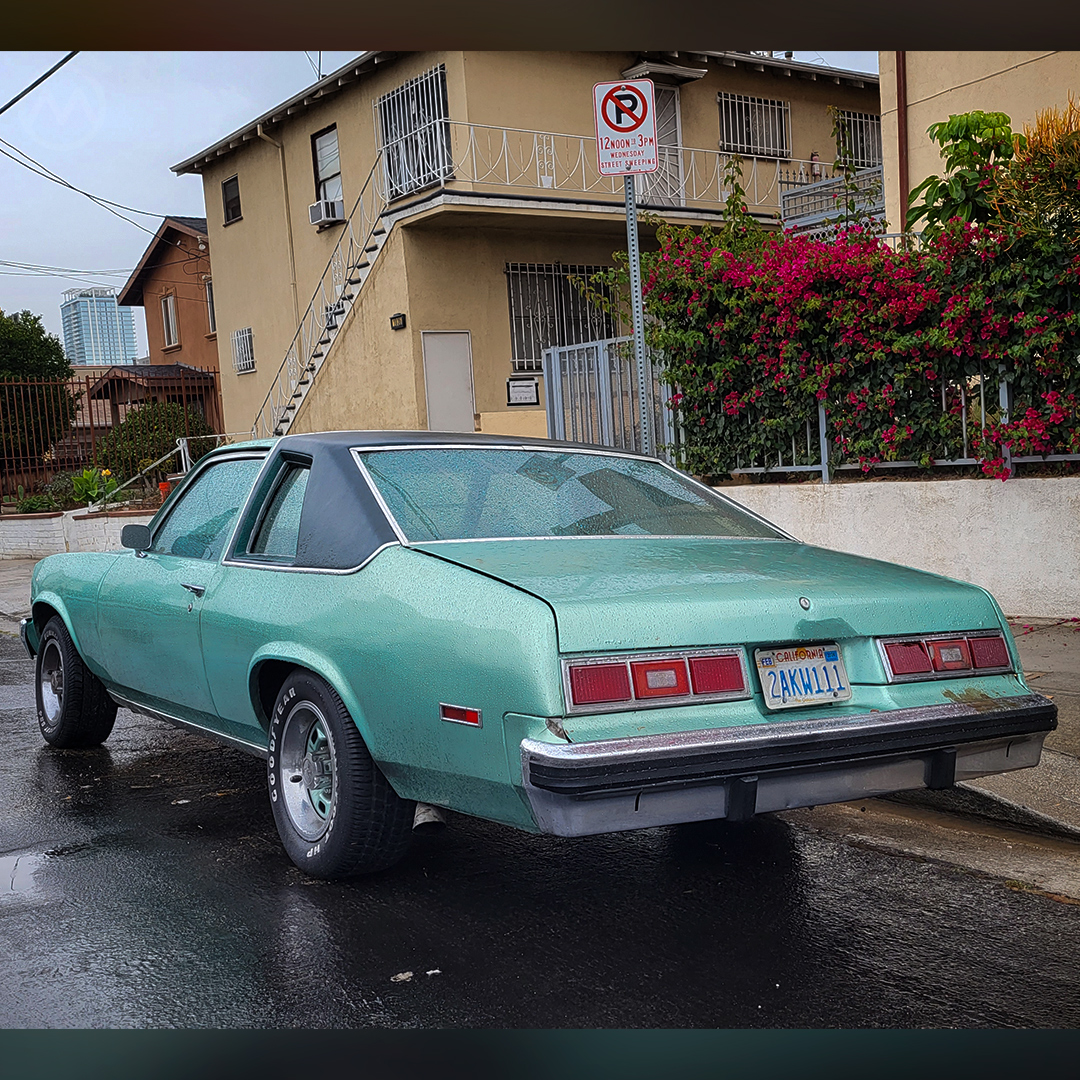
593, 78, 658, 456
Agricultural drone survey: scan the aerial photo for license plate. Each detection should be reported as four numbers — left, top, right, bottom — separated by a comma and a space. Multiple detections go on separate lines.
755, 643, 852, 710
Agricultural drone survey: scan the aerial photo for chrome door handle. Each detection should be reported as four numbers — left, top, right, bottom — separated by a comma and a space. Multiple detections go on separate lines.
180, 582, 206, 598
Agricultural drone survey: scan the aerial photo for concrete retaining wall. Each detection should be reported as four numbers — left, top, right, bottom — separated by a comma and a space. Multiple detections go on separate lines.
722, 477, 1080, 618
0, 509, 155, 559
4, 478, 1074, 617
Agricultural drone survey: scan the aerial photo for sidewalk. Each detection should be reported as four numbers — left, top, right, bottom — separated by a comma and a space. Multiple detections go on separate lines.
1, 556, 1078, 839
0, 558, 34, 635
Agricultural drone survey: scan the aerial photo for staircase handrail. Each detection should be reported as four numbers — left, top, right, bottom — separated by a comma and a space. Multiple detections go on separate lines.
252, 151, 388, 438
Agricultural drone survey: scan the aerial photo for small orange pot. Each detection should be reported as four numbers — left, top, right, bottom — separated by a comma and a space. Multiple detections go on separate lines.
158, 481, 172, 502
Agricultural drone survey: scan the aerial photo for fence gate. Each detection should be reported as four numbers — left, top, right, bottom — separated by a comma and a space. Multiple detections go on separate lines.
542, 336, 675, 460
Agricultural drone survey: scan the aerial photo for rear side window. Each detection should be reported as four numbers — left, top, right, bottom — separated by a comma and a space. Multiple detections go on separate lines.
249, 464, 310, 559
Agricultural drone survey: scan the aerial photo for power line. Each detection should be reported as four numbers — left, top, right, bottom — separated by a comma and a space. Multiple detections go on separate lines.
0, 142, 163, 240
0, 51, 78, 120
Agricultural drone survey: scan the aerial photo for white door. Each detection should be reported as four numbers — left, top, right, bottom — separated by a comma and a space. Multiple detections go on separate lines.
639, 86, 684, 207
422, 331, 475, 432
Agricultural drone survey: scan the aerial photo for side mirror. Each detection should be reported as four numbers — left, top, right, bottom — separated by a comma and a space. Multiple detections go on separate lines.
120, 524, 151, 551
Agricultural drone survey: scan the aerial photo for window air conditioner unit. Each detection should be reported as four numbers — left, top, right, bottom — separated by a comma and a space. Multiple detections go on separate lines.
309, 199, 345, 226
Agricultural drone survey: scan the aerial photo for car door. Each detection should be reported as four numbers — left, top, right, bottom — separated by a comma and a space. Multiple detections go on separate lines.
95, 452, 265, 725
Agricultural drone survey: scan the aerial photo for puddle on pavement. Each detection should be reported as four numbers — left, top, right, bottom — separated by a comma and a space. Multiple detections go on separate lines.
0, 852, 46, 899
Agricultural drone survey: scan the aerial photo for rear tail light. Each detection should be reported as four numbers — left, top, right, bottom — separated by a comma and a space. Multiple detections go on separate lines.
970, 635, 1010, 669
631, 659, 690, 699
929, 639, 971, 671
883, 641, 933, 676
879, 632, 1011, 682
568, 663, 632, 706
565, 650, 748, 712
689, 655, 746, 695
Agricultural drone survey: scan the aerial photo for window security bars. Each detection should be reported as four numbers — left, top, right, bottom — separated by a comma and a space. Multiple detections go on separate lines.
718, 93, 791, 159
312, 126, 343, 203
506, 264, 618, 374
231, 327, 256, 374
376, 65, 452, 200
838, 111, 883, 168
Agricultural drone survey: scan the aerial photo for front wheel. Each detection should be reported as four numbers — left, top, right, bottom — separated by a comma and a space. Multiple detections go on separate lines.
267, 670, 414, 878
35, 615, 117, 748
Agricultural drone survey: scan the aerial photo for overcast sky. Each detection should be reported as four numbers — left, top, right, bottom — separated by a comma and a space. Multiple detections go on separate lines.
0, 50, 879, 355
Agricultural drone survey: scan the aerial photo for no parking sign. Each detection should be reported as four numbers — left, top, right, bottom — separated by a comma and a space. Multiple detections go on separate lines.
593, 79, 658, 176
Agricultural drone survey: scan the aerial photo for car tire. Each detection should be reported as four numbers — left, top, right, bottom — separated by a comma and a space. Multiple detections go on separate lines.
35, 615, 118, 749
267, 670, 414, 879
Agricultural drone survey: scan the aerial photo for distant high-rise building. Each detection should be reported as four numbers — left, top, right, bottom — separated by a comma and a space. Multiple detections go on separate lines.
60, 288, 138, 365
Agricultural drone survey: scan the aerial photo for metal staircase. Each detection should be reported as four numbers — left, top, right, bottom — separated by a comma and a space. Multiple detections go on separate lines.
252, 154, 391, 438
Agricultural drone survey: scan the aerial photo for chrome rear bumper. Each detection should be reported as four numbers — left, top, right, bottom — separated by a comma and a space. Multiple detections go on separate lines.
520, 693, 1057, 837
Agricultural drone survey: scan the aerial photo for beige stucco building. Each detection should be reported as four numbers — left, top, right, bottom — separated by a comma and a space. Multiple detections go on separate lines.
879, 51, 1079, 234
172, 51, 880, 440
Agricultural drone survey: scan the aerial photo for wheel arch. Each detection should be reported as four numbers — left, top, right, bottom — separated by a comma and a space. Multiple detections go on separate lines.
248, 644, 375, 747
31, 594, 81, 654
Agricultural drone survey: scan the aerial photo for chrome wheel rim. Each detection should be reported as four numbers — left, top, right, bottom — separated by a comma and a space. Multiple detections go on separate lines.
39, 640, 64, 724
280, 702, 335, 842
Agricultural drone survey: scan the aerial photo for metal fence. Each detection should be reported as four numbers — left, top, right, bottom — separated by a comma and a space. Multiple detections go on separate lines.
541, 337, 1080, 480
542, 337, 676, 460
779, 165, 885, 234
0, 367, 223, 499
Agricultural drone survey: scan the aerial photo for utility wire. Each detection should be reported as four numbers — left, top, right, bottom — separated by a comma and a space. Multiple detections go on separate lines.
0, 55, 184, 246
0, 51, 78, 120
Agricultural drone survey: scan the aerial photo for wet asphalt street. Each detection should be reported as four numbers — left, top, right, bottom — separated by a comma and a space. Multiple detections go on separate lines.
2, 633, 1080, 1029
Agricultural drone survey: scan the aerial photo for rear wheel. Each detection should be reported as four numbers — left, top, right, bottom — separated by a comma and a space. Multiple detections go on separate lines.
35, 615, 117, 748
267, 670, 414, 878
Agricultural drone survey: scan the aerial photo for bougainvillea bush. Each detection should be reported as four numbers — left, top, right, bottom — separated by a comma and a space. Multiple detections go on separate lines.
636, 218, 1080, 481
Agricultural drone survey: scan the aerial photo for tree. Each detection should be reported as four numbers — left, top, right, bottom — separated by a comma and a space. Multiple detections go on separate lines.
905, 111, 1021, 235
995, 95, 1080, 245
0, 308, 72, 379
97, 400, 215, 483
0, 309, 76, 485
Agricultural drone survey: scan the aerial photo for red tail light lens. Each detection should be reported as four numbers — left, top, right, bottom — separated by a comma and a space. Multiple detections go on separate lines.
881, 632, 1010, 681
970, 635, 1010, 669
689, 655, 746, 695
631, 659, 690, 699
569, 663, 632, 705
929, 639, 971, 671
564, 648, 749, 712
883, 641, 933, 676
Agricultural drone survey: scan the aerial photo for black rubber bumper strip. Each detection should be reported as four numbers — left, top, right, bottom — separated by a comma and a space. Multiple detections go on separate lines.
526, 694, 1056, 797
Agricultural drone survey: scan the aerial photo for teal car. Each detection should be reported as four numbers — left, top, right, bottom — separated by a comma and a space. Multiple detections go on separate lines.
22, 432, 1056, 879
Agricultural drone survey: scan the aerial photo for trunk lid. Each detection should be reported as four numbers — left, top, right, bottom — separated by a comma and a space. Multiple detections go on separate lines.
413, 538, 1000, 654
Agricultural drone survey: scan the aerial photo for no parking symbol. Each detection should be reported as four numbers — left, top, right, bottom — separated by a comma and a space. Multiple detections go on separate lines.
593, 78, 658, 176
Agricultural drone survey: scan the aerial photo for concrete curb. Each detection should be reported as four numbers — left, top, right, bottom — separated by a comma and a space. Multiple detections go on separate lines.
886, 782, 1080, 843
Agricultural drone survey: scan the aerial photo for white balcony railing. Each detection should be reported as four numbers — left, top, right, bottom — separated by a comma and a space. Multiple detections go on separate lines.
380, 120, 842, 213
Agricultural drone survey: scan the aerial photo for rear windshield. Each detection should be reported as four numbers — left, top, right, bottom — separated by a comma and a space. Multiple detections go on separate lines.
355, 448, 784, 542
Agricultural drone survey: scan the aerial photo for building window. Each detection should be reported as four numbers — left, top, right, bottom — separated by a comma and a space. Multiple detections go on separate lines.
837, 110, 883, 168
717, 93, 791, 158
232, 326, 255, 373
205, 280, 216, 334
376, 64, 452, 200
506, 263, 618, 374
161, 293, 179, 348
311, 126, 343, 204
222, 175, 242, 224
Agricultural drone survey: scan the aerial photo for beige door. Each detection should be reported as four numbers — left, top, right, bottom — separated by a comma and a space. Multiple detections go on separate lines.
422, 331, 475, 432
